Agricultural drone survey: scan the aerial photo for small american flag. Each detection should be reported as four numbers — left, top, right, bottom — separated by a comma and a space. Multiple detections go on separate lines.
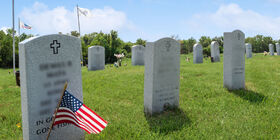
53, 90, 108, 134
20, 21, 32, 30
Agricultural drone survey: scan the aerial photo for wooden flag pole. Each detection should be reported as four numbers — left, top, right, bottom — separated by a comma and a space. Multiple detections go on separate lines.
46, 82, 68, 140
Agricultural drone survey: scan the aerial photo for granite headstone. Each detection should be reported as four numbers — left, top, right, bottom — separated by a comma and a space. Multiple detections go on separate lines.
131, 45, 145, 66
276, 43, 280, 56
19, 34, 84, 140
88, 46, 105, 71
269, 44, 274, 56
193, 43, 203, 64
223, 30, 245, 90
144, 38, 180, 115
210, 41, 220, 62
245, 43, 252, 58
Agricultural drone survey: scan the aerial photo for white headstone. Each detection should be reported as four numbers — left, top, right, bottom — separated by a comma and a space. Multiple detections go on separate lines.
276, 43, 280, 56
131, 45, 145, 65
88, 46, 105, 71
223, 30, 245, 90
210, 41, 220, 62
245, 43, 252, 58
269, 44, 274, 56
144, 38, 180, 115
19, 34, 84, 140
193, 43, 203, 64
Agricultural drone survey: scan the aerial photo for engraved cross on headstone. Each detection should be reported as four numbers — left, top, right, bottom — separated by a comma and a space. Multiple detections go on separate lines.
165, 41, 171, 52
50, 40, 61, 54
237, 33, 241, 40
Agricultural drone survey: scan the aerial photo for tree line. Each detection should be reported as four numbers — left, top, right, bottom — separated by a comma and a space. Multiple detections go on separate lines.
0, 29, 279, 68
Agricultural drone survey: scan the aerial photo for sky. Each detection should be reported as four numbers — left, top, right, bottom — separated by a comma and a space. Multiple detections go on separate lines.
1, 0, 280, 42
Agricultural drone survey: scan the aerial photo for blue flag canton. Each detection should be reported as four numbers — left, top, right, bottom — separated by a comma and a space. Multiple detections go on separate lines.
60, 90, 83, 112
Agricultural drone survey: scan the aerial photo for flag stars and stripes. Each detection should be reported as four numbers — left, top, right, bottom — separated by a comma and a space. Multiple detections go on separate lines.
54, 90, 108, 134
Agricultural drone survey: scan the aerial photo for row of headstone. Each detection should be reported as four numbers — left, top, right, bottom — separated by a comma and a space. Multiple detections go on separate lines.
18, 30, 256, 139
268, 43, 280, 56
87, 45, 145, 71
193, 41, 221, 64
144, 30, 247, 115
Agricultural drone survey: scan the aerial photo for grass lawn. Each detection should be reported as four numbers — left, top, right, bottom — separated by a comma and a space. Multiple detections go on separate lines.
0, 53, 280, 139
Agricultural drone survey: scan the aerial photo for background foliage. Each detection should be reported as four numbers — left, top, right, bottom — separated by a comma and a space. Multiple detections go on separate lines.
0, 28, 279, 68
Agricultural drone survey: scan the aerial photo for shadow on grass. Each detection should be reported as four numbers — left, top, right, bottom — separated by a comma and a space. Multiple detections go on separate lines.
145, 108, 191, 134
229, 89, 267, 104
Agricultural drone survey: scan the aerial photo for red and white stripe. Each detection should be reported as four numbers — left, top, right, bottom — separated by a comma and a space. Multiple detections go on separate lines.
76, 105, 108, 134
54, 107, 94, 134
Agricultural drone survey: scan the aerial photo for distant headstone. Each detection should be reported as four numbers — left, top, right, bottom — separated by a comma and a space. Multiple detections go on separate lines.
193, 43, 203, 64
210, 41, 220, 62
245, 43, 252, 58
88, 46, 105, 71
144, 38, 180, 115
131, 45, 145, 65
223, 30, 245, 90
276, 43, 280, 56
269, 44, 274, 56
19, 34, 84, 140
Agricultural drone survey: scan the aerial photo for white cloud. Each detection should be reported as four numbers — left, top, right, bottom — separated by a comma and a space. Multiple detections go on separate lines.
0, 27, 9, 34
186, 3, 280, 39
19, 2, 135, 35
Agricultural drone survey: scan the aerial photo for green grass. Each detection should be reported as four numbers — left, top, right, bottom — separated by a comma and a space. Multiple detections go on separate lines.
1, 53, 280, 139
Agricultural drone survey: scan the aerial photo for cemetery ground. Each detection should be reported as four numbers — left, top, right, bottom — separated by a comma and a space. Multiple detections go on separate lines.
0, 53, 280, 139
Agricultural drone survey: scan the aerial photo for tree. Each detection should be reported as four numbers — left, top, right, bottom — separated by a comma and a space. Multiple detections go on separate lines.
70, 31, 80, 37
135, 38, 146, 46
199, 36, 211, 56
199, 36, 211, 48
180, 37, 196, 54
0, 30, 13, 67
245, 35, 274, 53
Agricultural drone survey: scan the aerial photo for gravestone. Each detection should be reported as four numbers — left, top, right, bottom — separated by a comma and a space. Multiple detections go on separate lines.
19, 34, 84, 140
269, 44, 274, 56
193, 43, 203, 64
245, 43, 252, 58
132, 45, 145, 65
223, 30, 245, 90
144, 37, 180, 115
276, 43, 280, 56
210, 41, 220, 62
88, 46, 105, 71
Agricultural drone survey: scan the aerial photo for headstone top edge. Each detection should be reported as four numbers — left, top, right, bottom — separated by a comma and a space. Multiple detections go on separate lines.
132, 45, 144, 48
232, 29, 244, 35
154, 37, 179, 44
194, 43, 202, 48
89, 45, 104, 49
224, 29, 244, 36
269, 44, 274, 47
19, 34, 79, 45
211, 41, 219, 46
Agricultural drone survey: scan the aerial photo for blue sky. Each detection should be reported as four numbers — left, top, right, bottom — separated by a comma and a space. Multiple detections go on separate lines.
1, 0, 280, 42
